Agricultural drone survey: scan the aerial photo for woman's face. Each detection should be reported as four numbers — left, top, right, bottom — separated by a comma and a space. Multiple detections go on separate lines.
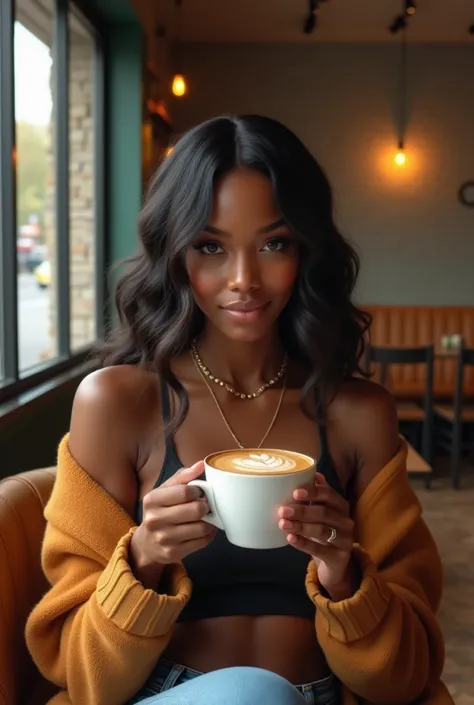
186, 168, 299, 343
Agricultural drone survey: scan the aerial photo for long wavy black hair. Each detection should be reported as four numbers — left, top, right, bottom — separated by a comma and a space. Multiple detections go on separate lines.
99, 115, 371, 432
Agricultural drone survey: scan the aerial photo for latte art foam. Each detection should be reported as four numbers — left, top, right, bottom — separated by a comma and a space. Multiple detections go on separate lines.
232, 453, 296, 473
207, 448, 314, 475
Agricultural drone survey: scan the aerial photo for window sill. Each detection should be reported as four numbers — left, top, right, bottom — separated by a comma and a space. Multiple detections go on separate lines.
0, 358, 97, 426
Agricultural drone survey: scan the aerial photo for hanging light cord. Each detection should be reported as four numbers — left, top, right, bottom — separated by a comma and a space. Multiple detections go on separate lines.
303, 0, 319, 34
174, 0, 183, 69
399, 25, 407, 149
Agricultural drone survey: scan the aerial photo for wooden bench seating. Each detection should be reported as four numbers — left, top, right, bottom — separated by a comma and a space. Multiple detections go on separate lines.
364, 306, 474, 399
406, 441, 432, 475
403, 437, 432, 488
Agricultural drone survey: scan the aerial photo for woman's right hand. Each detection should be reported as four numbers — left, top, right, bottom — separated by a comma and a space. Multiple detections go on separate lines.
130, 461, 217, 585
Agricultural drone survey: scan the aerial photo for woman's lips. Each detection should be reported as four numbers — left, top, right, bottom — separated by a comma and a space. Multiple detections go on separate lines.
221, 302, 269, 323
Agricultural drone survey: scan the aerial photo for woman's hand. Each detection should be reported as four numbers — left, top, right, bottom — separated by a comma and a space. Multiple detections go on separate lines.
278, 473, 357, 601
130, 461, 217, 587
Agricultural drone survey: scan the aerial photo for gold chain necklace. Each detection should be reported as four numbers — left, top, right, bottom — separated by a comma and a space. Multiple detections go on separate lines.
192, 352, 287, 449
191, 339, 288, 400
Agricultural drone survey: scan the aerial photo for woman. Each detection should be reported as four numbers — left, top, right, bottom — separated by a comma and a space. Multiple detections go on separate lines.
26, 115, 452, 705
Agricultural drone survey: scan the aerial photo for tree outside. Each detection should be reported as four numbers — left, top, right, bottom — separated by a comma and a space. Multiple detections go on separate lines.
16, 121, 49, 231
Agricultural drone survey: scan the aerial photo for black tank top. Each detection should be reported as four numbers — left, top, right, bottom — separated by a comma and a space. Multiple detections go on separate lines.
136, 381, 345, 622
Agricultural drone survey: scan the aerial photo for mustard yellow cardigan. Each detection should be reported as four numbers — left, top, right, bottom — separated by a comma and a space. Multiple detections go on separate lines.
26, 436, 454, 705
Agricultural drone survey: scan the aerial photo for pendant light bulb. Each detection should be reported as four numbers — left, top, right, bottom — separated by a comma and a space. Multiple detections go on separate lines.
394, 141, 407, 167
172, 73, 187, 97
394, 151, 406, 167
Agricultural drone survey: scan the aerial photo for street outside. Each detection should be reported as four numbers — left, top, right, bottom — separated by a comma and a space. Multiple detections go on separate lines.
18, 271, 53, 370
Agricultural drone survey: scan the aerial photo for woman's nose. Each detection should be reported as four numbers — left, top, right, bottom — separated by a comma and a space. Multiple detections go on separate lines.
227, 252, 261, 293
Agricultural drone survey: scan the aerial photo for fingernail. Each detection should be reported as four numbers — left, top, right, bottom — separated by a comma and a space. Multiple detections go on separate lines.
293, 489, 308, 500
279, 506, 294, 518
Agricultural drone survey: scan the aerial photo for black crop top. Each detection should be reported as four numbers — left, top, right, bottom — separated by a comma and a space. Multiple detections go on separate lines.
136, 381, 345, 622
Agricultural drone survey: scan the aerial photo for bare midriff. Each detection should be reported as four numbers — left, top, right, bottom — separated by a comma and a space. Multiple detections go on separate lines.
163, 615, 330, 684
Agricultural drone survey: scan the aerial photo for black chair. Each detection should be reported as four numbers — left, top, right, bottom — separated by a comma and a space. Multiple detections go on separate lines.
365, 344, 435, 488
434, 343, 474, 489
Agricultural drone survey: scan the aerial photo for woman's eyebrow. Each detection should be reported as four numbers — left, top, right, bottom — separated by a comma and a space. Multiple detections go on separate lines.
202, 218, 287, 237
202, 225, 227, 235
257, 218, 287, 234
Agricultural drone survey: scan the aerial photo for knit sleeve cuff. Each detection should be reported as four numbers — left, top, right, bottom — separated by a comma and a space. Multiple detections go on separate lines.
95, 528, 192, 638
305, 544, 391, 643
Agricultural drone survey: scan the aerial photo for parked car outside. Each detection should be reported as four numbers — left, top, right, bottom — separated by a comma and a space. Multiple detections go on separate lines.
26, 245, 47, 272
34, 260, 51, 288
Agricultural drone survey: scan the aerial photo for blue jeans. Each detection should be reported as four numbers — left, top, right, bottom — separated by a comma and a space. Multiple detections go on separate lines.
127, 659, 339, 705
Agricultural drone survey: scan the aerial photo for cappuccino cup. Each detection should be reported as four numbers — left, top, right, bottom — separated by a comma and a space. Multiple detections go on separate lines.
188, 448, 316, 549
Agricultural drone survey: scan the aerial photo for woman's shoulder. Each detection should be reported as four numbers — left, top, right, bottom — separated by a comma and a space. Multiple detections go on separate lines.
335, 377, 395, 411
72, 365, 162, 441
328, 378, 401, 500
74, 364, 160, 410
327, 377, 397, 431
68, 365, 162, 516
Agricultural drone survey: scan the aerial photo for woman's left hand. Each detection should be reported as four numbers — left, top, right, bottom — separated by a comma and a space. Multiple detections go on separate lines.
278, 473, 357, 601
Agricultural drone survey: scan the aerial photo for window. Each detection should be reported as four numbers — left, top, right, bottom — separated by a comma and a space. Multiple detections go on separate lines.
0, 0, 104, 401
15, 0, 57, 370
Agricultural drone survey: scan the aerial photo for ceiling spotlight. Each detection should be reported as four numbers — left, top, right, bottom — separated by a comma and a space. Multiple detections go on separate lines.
405, 0, 416, 16
389, 14, 407, 34
303, 0, 319, 34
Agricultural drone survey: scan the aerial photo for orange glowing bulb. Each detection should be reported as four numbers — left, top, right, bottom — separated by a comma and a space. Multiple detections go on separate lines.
172, 73, 187, 97
394, 150, 407, 167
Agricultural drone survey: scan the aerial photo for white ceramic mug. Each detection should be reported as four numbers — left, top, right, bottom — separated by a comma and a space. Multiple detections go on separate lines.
189, 449, 316, 549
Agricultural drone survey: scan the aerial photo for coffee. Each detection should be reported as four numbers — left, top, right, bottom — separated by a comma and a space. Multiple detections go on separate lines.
207, 449, 313, 475
191, 448, 316, 549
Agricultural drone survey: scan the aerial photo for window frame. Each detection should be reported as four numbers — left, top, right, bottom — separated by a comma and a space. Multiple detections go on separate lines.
0, 0, 106, 406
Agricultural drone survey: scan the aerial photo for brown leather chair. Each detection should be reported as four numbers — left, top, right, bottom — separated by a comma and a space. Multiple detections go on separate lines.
0, 468, 58, 705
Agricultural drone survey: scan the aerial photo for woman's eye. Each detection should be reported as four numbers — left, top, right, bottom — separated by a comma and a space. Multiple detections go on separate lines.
262, 238, 290, 252
196, 241, 224, 255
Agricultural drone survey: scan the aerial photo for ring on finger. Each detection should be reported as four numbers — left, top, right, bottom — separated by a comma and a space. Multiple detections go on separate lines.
326, 526, 337, 544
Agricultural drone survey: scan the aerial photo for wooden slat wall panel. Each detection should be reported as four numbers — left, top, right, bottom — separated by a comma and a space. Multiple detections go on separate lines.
365, 306, 474, 397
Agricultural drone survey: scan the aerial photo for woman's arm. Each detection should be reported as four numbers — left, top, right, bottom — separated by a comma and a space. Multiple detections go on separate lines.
306, 382, 449, 704
25, 368, 192, 705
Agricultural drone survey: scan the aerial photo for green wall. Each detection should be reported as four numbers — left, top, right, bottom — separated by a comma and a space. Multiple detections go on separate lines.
108, 23, 143, 266
90, 0, 137, 21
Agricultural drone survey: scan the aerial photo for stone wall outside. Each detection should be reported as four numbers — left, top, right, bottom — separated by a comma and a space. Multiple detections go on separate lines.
44, 29, 96, 357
